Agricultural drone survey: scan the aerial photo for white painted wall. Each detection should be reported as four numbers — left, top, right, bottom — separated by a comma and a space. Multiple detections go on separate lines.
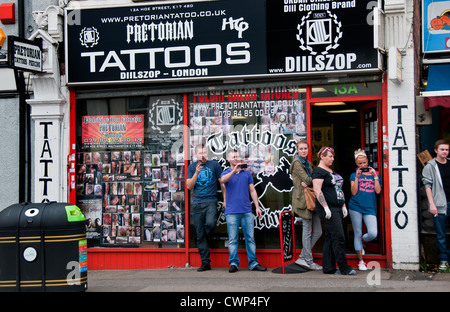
386, 0, 420, 270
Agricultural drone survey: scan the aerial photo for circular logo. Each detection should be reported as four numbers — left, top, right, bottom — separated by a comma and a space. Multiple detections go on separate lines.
296, 11, 342, 55
23, 247, 37, 262
149, 98, 183, 134
79, 27, 100, 48
24, 208, 39, 217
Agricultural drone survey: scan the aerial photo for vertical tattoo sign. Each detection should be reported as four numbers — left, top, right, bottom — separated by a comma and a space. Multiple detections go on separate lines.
391, 105, 409, 230
39, 122, 53, 200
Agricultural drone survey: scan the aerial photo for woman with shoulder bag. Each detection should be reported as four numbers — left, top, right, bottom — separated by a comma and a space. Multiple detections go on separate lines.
290, 140, 323, 271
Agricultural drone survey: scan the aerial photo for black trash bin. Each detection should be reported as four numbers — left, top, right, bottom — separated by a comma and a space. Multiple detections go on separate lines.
0, 201, 87, 292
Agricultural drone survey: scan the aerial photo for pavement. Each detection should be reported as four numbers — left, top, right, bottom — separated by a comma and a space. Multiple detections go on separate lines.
82, 265, 449, 310
86, 264, 450, 293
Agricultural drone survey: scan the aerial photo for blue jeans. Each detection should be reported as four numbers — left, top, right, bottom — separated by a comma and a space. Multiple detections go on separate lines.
299, 213, 322, 264
433, 203, 450, 262
226, 212, 259, 270
349, 209, 378, 251
191, 202, 217, 265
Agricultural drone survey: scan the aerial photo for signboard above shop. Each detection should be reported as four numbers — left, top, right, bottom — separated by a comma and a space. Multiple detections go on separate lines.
422, 0, 450, 53
8, 36, 43, 73
65, 0, 380, 85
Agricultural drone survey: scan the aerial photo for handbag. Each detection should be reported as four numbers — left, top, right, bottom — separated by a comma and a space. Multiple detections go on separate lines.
304, 187, 316, 211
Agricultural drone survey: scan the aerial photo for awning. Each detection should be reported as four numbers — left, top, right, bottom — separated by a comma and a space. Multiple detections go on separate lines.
422, 64, 450, 109
424, 96, 450, 109
426, 64, 450, 92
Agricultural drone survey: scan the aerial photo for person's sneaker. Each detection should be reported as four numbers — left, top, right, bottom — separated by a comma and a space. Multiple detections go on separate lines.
335, 269, 356, 275
295, 258, 310, 270
439, 261, 449, 271
197, 264, 211, 272
358, 261, 368, 271
251, 264, 267, 271
229, 265, 238, 273
347, 269, 356, 275
309, 263, 322, 270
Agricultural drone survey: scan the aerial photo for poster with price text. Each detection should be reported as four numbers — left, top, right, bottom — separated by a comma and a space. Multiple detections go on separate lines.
82, 114, 144, 149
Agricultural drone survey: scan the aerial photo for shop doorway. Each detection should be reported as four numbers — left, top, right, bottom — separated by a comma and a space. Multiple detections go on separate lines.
310, 100, 384, 255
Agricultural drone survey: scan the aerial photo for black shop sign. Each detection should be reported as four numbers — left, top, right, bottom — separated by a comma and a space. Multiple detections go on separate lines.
65, 0, 379, 85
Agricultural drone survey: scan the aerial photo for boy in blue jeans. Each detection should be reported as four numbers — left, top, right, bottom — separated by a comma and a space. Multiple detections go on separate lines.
422, 139, 450, 271
221, 150, 266, 273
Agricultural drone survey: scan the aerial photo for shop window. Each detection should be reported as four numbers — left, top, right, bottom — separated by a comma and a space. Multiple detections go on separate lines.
188, 87, 307, 249
76, 95, 186, 248
76, 87, 309, 250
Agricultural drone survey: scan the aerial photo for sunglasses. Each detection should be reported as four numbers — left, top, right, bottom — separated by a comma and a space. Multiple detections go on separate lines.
321, 147, 334, 156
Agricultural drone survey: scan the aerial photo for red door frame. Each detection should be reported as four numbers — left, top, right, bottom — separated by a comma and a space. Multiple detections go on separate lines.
381, 74, 393, 267
183, 93, 190, 265
69, 79, 391, 270
68, 89, 77, 205
358, 100, 385, 255
307, 86, 391, 261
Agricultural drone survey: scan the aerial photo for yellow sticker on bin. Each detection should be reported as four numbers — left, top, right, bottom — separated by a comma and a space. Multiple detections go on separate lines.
65, 205, 86, 222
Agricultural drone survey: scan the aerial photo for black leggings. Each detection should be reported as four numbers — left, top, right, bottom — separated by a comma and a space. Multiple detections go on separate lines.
317, 205, 353, 274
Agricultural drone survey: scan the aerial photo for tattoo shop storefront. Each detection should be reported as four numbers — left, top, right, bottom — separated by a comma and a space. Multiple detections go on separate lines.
65, 0, 389, 270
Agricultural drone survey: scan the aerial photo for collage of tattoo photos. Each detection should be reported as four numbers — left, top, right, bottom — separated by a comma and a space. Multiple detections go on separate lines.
76, 149, 186, 246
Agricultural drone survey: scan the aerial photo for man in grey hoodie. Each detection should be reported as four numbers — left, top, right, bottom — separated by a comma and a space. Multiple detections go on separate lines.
422, 139, 450, 271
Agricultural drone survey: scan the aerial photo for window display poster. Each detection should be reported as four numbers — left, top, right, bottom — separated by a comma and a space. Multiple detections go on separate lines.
77, 149, 186, 246
78, 198, 102, 241
188, 87, 307, 248
82, 114, 144, 148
